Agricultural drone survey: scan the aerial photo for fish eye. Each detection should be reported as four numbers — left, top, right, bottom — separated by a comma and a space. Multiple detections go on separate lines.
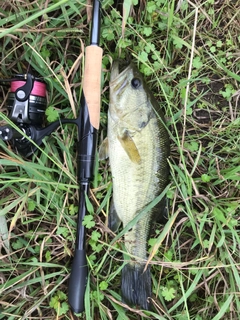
131, 78, 141, 89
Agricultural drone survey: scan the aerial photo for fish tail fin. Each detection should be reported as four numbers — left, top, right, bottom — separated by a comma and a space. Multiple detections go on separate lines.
121, 263, 151, 310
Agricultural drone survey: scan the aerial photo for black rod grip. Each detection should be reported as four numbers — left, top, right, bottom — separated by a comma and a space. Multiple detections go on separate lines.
68, 100, 95, 313
68, 248, 88, 313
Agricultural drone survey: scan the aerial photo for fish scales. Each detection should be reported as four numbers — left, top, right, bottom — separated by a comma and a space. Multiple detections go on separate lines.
100, 61, 170, 310
108, 111, 164, 259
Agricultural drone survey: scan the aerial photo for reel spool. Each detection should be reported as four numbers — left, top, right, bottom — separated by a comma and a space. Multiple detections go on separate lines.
7, 74, 47, 126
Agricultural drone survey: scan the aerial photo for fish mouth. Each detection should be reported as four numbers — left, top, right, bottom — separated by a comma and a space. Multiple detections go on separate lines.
110, 60, 131, 82
110, 61, 133, 95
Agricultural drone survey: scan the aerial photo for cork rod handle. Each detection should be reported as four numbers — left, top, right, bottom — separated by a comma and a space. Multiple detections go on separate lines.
82, 45, 103, 129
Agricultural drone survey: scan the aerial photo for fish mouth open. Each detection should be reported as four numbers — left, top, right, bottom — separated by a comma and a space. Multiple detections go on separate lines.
110, 61, 132, 96
110, 60, 131, 82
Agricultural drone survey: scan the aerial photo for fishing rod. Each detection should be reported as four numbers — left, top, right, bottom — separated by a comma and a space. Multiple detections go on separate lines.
68, 0, 103, 313
0, 0, 102, 314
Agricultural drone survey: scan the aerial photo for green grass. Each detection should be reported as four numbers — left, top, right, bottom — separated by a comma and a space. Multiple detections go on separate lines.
0, 0, 240, 319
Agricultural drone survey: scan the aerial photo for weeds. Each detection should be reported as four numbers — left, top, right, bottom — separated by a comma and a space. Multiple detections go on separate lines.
0, 0, 240, 319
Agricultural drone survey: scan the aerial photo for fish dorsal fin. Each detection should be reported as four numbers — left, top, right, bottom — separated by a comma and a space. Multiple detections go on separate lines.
118, 130, 141, 164
99, 137, 109, 160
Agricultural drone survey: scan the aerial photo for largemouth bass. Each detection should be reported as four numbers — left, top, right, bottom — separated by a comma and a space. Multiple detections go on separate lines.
100, 62, 170, 310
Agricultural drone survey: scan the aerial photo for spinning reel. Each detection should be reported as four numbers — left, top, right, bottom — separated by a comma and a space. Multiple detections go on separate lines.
0, 73, 76, 157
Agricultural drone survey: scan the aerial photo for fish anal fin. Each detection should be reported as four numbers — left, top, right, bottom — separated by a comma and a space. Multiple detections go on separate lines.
118, 130, 141, 164
108, 200, 121, 232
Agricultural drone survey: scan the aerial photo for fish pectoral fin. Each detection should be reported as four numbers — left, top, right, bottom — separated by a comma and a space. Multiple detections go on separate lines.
99, 137, 109, 160
118, 130, 141, 164
108, 200, 122, 232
